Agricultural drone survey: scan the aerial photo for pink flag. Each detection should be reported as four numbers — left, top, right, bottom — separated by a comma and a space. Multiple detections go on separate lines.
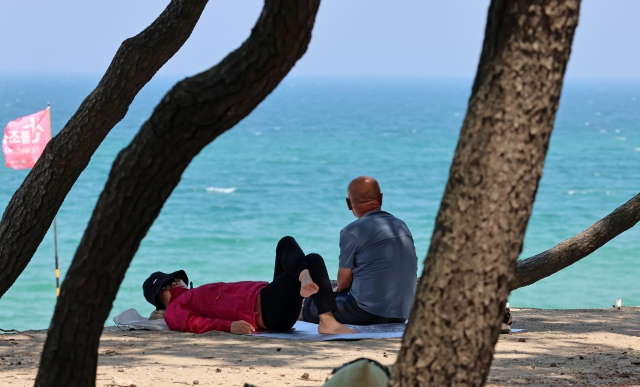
2, 108, 52, 170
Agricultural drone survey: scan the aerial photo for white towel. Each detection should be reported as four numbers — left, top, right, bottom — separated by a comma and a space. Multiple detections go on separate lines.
113, 308, 169, 331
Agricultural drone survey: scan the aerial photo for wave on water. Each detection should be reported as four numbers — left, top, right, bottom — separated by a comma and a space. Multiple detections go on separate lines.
206, 187, 237, 194
567, 190, 594, 195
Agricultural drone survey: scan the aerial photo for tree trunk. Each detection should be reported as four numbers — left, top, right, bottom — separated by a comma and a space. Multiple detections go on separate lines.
512, 192, 640, 290
390, 1, 581, 386
34, 0, 320, 386
0, 0, 208, 300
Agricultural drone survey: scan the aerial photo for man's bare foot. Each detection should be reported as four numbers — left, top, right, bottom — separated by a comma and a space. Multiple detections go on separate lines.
318, 312, 357, 334
299, 269, 319, 297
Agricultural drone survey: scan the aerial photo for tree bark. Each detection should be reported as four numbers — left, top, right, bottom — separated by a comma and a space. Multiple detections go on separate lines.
390, 1, 581, 386
0, 0, 208, 300
512, 192, 640, 290
34, 0, 320, 386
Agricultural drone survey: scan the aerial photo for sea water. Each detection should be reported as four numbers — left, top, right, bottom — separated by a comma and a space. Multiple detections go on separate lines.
0, 74, 638, 331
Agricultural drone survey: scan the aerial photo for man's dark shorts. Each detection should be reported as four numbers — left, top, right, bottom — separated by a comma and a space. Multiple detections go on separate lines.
302, 291, 406, 325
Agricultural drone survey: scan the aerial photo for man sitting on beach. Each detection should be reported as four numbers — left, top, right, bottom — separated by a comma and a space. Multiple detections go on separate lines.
302, 176, 418, 325
143, 236, 355, 335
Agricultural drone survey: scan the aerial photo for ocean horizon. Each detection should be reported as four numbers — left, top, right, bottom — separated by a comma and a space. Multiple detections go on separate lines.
0, 74, 639, 331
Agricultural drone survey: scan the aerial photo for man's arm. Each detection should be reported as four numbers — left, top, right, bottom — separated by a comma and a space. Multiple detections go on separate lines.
337, 267, 353, 292
338, 230, 357, 292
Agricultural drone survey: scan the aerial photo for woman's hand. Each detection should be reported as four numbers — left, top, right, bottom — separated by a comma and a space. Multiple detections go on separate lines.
230, 320, 255, 335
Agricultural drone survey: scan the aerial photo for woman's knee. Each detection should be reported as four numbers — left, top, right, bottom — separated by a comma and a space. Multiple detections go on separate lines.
276, 236, 296, 251
278, 236, 295, 246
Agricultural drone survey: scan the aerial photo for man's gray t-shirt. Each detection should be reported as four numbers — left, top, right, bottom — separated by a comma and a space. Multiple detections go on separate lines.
339, 210, 418, 319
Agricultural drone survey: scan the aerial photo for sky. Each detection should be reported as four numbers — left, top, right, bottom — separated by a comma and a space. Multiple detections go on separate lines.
0, 0, 639, 79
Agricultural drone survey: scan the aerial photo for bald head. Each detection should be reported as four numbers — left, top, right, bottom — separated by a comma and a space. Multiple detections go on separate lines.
347, 176, 381, 204
346, 176, 383, 218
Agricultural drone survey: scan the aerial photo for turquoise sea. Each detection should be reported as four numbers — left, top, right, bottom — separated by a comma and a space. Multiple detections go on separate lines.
0, 74, 638, 331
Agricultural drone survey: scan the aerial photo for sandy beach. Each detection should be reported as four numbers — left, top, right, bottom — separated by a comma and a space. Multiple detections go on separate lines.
2, 308, 640, 386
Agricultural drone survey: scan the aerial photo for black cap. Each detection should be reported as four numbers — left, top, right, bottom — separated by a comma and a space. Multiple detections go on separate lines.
142, 270, 188, 309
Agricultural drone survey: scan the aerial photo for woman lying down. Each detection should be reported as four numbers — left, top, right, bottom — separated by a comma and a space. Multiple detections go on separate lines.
142, 236, 356, 335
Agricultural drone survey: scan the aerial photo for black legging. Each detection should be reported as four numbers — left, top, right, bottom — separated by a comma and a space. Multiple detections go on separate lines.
259, 236, 337, 331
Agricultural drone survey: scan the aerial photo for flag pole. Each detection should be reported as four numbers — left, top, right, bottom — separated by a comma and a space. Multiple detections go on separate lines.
54, 217, 60, 297
47, 103, 60, 298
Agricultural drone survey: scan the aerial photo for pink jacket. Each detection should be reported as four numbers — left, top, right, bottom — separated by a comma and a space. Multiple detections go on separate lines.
164, 281, 268, 334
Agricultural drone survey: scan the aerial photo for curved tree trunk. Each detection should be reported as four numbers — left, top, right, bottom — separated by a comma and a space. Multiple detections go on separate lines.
390, 1, 581, 386
512, 192, 640, 290
34, 0, 320, 386
0, 0, 209, 299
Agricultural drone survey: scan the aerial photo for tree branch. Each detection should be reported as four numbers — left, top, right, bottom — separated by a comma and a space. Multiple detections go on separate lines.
0, 0, 209, 299
34, 0, 320, 386
512, 192, 640, 290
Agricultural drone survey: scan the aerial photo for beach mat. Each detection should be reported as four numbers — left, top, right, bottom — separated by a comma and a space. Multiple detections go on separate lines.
113, 309, 404, 340
113, 309, 522, 339
253, 321, 406, 341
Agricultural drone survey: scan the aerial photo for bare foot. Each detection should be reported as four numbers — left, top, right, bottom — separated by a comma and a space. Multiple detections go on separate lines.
299, 269, 319, 297
318, 312, 357, 334
300, 282, 319, 298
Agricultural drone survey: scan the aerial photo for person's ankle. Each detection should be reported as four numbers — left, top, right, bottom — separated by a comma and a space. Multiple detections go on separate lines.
318, 311, 335, 322
298, 269, 311, 283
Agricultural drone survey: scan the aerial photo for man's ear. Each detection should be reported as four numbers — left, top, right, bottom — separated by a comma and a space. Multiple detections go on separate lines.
346, 197, 353, 210
378, 193, 383, 207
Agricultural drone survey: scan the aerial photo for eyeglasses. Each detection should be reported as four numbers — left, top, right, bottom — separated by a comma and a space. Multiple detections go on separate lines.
161, 277, 182, 291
